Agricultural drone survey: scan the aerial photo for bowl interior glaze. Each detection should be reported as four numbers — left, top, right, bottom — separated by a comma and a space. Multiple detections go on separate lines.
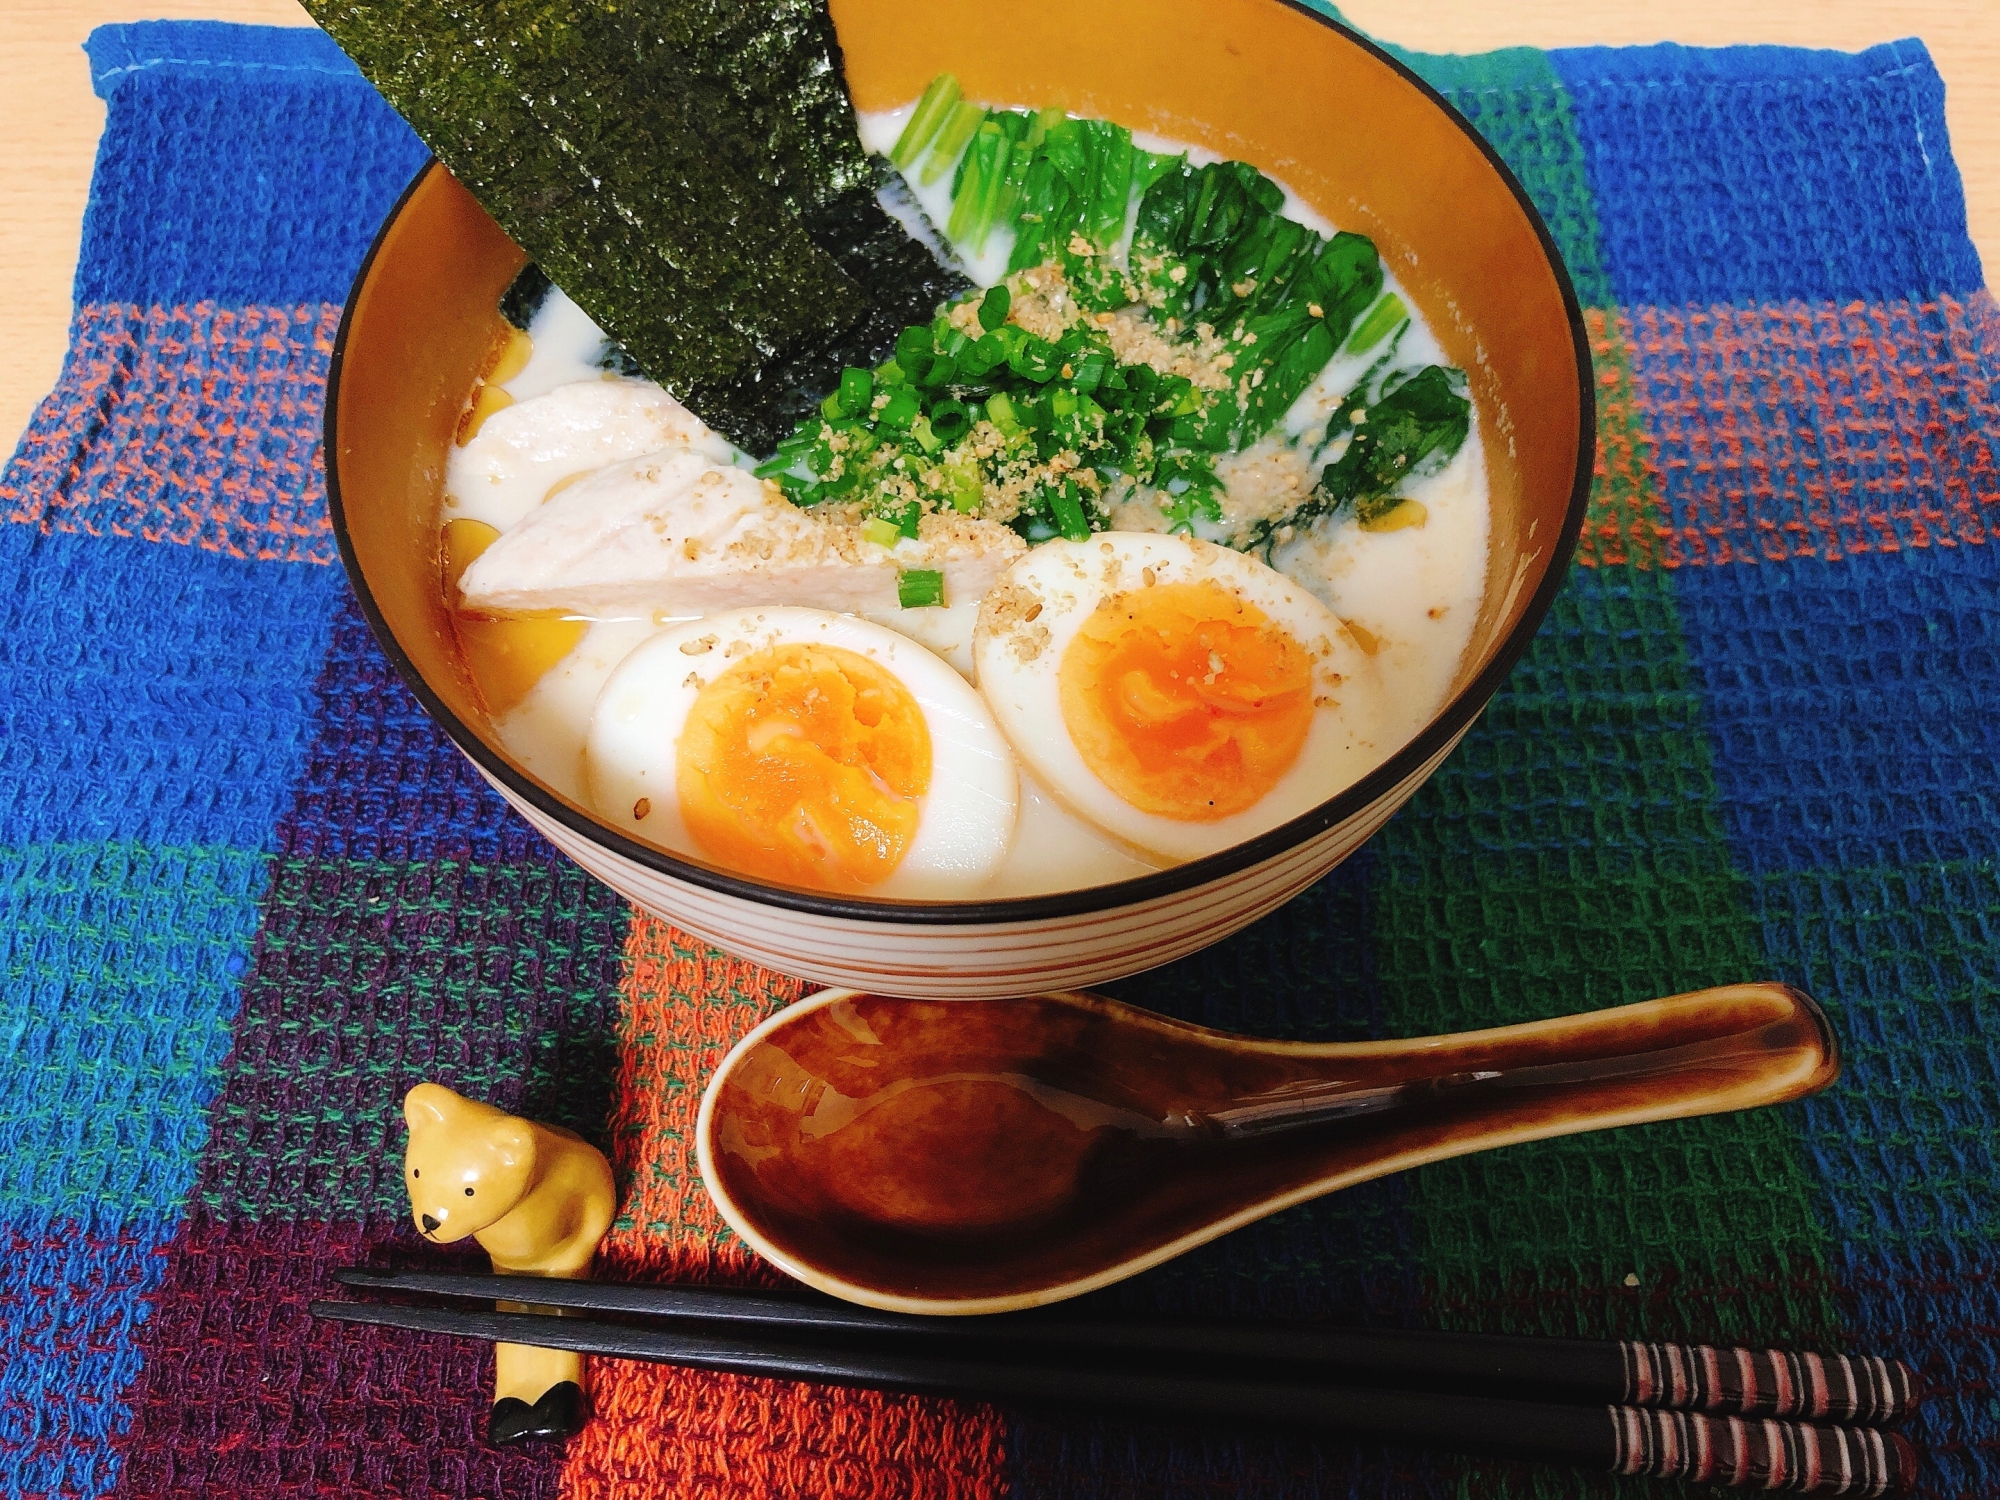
327, 0, 1592, 920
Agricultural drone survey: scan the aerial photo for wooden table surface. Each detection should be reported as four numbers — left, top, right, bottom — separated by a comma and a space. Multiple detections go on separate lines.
3, 1, 1996, 453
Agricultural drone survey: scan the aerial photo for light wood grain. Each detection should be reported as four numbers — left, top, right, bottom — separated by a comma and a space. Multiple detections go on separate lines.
3, 1, 1995, 453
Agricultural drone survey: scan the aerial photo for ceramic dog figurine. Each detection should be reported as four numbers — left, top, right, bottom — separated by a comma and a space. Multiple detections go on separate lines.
402, 1083, 617, 1445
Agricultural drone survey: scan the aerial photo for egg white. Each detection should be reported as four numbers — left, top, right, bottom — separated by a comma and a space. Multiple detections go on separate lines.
585, 607, 1019, 898
972, 535, 1389, 862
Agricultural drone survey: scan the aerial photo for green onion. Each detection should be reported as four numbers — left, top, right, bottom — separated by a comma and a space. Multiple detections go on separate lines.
898, 569, 945, 609
929, 399, 972, 443
921, 99, 985, 185
819, 392, 845, 420
875, 358, 906, 386
878, 389, 921, 429
861, 516, 902, 549
895, 325, 934, 366
909, 414, 943, 454
890, 74, 960, 168
1049, 482, 1090, 542
1008, 335, 1060, 382
985, 391, 1024, 435
960, 331, 1006, 378
893, 501, 923, 539
945, 458, 984, 512
977, 284, 1011, 332
837, 366, 874, 416
1342, 292, 1408, 354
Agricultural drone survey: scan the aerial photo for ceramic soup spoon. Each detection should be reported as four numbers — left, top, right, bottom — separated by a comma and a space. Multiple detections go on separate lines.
696, 984, 1836, 1314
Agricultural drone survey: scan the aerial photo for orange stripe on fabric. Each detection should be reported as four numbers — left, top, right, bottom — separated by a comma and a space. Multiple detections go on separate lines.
1, 301, 340, 564
560, 911, 1006, 1499
1623, 293, 2000, 567
1575, 306, 1670, 569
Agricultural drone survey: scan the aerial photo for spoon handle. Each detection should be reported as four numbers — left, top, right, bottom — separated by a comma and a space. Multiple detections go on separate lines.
1202, 982, 1838, 1156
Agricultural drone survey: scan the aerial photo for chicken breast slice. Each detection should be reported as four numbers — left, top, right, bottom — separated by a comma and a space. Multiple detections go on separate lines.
444, 378, 737, 533
457, 448, 1026, 618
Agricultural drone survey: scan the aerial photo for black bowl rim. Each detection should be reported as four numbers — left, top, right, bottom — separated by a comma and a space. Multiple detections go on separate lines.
325, 2, 1597, 927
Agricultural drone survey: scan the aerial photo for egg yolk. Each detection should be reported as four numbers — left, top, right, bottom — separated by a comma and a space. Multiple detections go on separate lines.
1058, 580, 1314, 821
676, 644, 932, 891
442, 518, 587, 714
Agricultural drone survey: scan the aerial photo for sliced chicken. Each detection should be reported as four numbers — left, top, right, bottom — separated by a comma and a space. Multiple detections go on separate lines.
456, 448, 1026, 618
444, 380, 736, 533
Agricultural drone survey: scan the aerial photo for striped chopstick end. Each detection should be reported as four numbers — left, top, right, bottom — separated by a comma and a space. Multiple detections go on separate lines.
1610, 1408, 1917, 1497
1619, 1341, 1921, 1423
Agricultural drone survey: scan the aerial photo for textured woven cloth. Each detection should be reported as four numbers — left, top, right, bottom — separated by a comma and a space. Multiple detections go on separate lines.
2, 16, 1995, 1499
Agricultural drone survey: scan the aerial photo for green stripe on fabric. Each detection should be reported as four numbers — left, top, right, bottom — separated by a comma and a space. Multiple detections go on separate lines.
1371, 564, 1844, 1499
0, 841, 268, 1225
1753, 857, 2000, 1261
193, 854, 630, 1223
1370, 561, 1842, 1326
1393, 44, 1616, 308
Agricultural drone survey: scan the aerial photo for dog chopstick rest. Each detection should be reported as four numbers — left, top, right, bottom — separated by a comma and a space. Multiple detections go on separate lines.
402, 1083, 617, 1445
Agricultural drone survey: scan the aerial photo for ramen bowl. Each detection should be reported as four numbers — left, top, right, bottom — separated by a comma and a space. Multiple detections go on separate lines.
326, 0, 1594, 998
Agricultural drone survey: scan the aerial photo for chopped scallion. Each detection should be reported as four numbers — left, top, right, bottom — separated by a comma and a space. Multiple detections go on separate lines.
898, 569, 945, 609
837, 366, 874, 416
929, 399, 972, 443
878, 389, 921, 429
1050, 482, 1090, 541
861, 516, 903, 549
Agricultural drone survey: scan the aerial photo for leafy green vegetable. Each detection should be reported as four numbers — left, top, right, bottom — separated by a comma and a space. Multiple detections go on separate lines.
1222, 365, 1471, 552
1317, 366, 1472, 522
891, 74, 961, 169
1344, 292, 1409, 355
1130, 159, 1383, 447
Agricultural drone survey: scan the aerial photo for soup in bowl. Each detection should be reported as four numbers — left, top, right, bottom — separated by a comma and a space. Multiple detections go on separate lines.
326, 0, 1594, 997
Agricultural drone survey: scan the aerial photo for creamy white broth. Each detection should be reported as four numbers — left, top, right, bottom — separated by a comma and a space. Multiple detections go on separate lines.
448, 112, 1490, 900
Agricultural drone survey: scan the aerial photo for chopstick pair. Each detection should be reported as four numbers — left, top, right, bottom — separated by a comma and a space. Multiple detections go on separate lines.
316, 1270, 1920, 1497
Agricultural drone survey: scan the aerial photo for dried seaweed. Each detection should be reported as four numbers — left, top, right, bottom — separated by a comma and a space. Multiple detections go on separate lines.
304, 1, 874, 443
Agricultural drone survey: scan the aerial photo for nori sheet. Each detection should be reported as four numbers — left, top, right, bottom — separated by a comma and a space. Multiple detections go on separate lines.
303, 1, 874, 445
308, 0, 971, 452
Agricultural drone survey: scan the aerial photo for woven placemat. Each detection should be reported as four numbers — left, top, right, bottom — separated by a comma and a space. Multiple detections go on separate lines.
1, 16, 1994, 1499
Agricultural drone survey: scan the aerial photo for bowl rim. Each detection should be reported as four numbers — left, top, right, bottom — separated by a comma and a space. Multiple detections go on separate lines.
325, 1, 1597, 928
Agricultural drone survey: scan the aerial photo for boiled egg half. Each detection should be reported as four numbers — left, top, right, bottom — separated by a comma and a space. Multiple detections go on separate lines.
973, 535, 1387, 862
586, 608, 1018, 898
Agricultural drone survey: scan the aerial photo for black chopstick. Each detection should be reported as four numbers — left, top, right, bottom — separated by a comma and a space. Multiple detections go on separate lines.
311, 1296, 1916, 1497
332, 1268, 1921, 1426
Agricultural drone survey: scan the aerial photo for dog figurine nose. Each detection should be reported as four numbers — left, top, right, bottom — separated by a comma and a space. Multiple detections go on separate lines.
421, 1213, 440, 1233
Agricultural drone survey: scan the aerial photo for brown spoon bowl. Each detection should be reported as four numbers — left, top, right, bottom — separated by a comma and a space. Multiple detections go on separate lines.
696, 984, 1838, 1314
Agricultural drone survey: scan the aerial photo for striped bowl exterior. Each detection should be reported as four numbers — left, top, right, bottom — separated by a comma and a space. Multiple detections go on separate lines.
478, 728, 1467, 998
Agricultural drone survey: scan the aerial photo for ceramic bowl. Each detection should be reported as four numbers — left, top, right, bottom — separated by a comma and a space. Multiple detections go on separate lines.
326, 0, 1594, 998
